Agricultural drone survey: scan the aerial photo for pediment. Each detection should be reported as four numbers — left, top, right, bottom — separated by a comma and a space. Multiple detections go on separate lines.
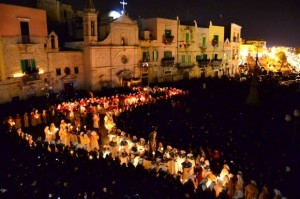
61, 74, 77, 82
112, 15, 136, 25
49, 31, 58, 37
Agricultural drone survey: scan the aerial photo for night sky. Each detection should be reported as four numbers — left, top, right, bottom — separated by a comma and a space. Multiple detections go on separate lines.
1, 0, 300, 47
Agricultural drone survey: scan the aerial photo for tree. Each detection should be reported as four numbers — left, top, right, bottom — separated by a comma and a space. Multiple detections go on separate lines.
276, 51, 287, 71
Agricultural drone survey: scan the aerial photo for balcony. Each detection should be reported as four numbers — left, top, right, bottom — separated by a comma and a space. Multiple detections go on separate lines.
197, 59, 210, 67
176, 64, 194, 69
161, 57, 175, 67
211, 59, 223, 67
163, 35, 174, 44
23, 72, 40, 84
21, 35, 30, 44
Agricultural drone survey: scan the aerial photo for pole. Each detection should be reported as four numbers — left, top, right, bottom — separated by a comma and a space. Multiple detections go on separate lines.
147, 64, 150, 111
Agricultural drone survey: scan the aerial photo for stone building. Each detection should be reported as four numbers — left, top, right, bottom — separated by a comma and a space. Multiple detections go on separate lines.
224, 23, 242, 76
0, 0, 244, 104
138, 17, 178, 84
0, 3, 48, 102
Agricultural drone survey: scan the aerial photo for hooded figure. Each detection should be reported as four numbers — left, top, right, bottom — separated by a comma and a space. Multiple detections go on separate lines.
109, 136, 118, 160
44, 126, 52, 142
258, 184, 269, 199
92, 113, 100, 129
119, 148, 129, 166
234, 172, 244, 199
49, 123, 58, 141
244, 180, 259, 199
14, 114, 22, 129
90, 131, 99, 150
181, 157, 193, 183
273, 189, 282, 199
23, 112, 29, 128
219, 164, 230, 181
81, 134, 91, 152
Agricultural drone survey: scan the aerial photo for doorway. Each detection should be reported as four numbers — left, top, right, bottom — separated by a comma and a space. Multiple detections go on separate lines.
64, 82, 74, 93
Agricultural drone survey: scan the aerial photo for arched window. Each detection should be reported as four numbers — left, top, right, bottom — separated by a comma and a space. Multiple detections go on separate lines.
51, 35, 55, 49
91, 21, 95, 36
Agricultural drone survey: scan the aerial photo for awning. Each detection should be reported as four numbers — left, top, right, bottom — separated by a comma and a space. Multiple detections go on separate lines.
117, 69, 133, 79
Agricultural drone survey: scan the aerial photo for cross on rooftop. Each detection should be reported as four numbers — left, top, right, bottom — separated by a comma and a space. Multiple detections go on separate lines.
120, 0, 127, 14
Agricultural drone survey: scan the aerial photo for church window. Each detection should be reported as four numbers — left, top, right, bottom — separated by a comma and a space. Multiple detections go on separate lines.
51, 35, 55, 49
74, 67, 79, 74
56, 68, 61, 76
91, 21, 95, 36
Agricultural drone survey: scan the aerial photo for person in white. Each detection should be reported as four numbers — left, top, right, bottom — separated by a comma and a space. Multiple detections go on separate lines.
90, 131, 100, 151
92, 113, 100, 129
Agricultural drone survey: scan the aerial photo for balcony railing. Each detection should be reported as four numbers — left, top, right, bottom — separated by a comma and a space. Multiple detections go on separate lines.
21, 35, 31, 44
163, 35, 174, 44
23, 73, 40, 83
211, 59, 223, 67
197, 59, 210, 67
161, 57, 175, 67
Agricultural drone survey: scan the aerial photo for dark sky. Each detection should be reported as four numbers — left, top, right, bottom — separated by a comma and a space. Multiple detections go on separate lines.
1, 0, 300, 47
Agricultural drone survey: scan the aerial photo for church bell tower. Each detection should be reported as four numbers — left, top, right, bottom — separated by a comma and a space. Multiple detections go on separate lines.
83, 0, 98, 45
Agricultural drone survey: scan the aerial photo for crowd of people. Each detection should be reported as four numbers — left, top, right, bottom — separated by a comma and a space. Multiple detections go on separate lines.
0, 77, 297, 198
